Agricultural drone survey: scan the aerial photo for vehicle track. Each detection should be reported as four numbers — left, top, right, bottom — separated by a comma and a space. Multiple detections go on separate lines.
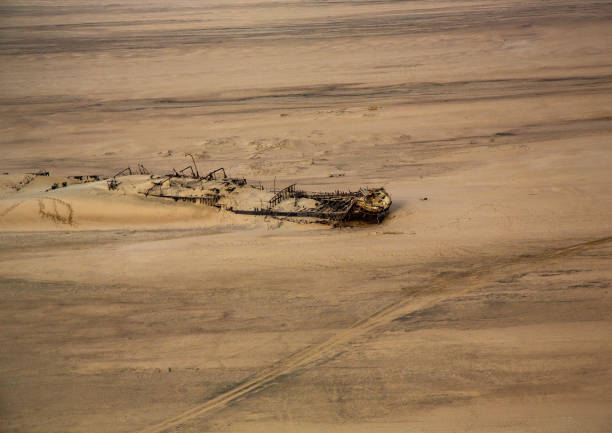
137, 235, 612, 433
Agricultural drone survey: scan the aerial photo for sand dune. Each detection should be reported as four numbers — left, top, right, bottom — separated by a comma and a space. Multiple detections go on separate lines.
0, 175, 248, 231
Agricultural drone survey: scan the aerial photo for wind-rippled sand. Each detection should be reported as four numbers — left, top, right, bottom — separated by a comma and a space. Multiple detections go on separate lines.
1, 1, 611, 432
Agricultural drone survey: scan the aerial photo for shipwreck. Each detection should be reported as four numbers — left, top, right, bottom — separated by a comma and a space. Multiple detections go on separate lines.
4, 159, 391, 225
106, 158, 391, 225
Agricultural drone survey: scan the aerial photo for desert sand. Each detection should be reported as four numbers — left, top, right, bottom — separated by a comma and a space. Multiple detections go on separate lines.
1, 0, 612, 432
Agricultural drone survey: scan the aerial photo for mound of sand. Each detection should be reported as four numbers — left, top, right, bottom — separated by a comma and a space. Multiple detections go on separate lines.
0, 174, 254, 231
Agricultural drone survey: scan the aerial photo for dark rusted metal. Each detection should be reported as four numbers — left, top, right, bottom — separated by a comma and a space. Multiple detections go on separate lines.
203, 167, 227, 181
107, 178, 120, 190
269, 184, 296, 208
28, 170, 49, 176
185, 153, 200, 178
158, 194, 221, 206
113, 167, 132, 178
144, 176, 171, 196
134, 164, 391, 225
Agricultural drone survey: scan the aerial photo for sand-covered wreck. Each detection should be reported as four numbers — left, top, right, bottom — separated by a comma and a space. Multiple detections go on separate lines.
110, 162, 391, 225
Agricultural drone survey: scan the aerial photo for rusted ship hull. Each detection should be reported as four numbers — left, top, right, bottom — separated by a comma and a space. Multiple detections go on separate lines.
122, 164, 391, 225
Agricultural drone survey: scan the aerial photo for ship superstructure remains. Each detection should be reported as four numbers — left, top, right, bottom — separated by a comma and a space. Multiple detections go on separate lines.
116, 164, 391, 225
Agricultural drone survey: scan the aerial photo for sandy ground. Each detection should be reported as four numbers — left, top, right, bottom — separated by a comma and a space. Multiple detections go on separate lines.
1, 0, 612, 432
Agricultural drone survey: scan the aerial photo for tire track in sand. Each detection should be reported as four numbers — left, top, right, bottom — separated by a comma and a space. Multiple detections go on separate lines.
137, 235, 612, 433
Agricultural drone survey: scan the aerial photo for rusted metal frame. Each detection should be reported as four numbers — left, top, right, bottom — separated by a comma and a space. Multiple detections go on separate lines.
228, 177, 247, 186
28, 170, 50, 176
107, 178, 120, 190
203, 168, 227, 181
185, 153, 200, 178
113, 167, 132, 178
268, 184, 296, 208
174, 165, 196, 178
230, 208, 347, 219
144, 192, 221, 206
144, 176, 171, 196
299, 190, 360, 199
